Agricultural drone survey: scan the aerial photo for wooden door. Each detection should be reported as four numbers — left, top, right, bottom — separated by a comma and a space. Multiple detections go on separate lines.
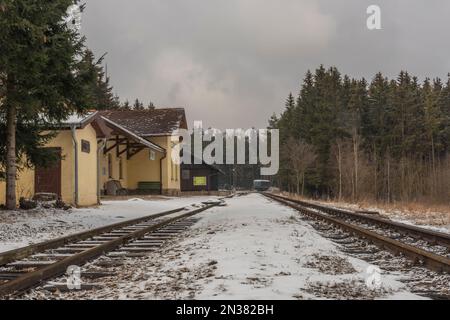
34, 148, 62, 197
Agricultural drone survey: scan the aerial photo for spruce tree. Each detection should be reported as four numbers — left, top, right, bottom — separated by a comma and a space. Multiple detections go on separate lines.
133, 98, 144, 110
271, 66, 450, 202
0, 0, 96, 209
121, 100, 132, 110
79, 51, 120, 110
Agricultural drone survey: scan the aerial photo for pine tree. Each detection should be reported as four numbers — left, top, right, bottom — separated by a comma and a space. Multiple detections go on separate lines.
437, 75, 450, 154
268, 113, 279, 129
133, 98, 144, 110
121, 100, 132, 110
295, 70, 314, 141
0, 0, 97, 209
310, 66, 342, 195
346, 78, 368, 200
79, 51, 120, 110
272, 65, 450, 202
362, 73, 391, 199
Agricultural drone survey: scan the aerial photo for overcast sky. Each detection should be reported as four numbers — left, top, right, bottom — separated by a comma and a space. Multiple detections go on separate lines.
81, 0, 450, 129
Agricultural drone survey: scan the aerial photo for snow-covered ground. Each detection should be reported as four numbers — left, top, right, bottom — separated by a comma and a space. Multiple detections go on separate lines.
0, 196, 219, 253
33, 193, 424, 300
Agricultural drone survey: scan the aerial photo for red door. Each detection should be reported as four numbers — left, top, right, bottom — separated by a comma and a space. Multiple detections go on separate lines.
34, 148, 62, 197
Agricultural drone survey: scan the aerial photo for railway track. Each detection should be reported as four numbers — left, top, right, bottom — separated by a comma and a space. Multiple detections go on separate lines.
0, 197, 229, 298
264, 193, 450, 274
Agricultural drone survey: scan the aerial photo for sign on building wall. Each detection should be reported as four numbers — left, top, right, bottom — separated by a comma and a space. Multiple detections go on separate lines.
193, 176, 207, 186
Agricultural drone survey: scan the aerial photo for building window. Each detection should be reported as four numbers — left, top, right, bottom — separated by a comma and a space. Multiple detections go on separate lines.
175, 164, 178, 181
182, 170, 190, 180
81, 140, 90, 153
149, 150, 156, 161
171, 160, 174, 181
108, 153, 113, 179
119, 157, 123, 180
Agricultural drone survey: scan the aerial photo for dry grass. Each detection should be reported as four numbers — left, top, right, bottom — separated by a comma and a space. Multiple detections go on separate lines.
362, 201, 450, 228
277, 191, 450, 229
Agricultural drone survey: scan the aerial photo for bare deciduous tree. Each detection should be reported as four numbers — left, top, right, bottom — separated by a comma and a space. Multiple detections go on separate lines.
282, 138, 316, 195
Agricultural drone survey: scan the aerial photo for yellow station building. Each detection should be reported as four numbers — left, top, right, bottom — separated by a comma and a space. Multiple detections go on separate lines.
0, 108, 187, 207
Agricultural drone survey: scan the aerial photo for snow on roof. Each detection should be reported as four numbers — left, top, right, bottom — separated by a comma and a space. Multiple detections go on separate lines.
62, 111, 98, 126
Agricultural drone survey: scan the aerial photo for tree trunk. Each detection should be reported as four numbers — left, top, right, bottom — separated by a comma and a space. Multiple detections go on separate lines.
302, 172, 305, 197
353, 131, 359, 201
5, 103, 17, 210
387, 156, 391, 203
373, 143, 378, 200
431, 135, 436, 197
337, 142, 342, 201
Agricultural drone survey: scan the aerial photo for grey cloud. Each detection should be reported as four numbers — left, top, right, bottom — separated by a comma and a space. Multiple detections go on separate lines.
81, 0, 450, 128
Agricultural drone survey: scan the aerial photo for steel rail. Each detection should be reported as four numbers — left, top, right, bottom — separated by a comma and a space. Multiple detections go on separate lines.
266, 193, 450, 248
0, 194, 233, 268
0, 207, 188, 267
0, 201, 223, 298
264, 193, 450, 273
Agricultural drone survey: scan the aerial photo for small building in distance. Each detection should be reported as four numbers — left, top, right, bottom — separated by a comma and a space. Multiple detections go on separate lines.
180, 161, 223, 193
